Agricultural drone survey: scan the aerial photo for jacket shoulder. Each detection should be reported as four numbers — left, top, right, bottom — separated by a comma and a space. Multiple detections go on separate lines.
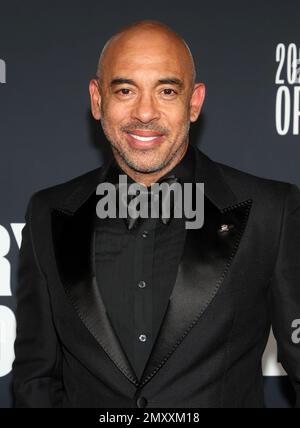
215, 160, 296, 201
28, 165, 104, 209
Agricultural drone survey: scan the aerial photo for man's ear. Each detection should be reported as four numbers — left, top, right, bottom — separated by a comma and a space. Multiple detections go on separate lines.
89, 79, 102, 120
189, 83, 205, 122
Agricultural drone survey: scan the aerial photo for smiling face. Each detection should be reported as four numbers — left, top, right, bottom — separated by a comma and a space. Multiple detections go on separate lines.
89, 23, 205, 185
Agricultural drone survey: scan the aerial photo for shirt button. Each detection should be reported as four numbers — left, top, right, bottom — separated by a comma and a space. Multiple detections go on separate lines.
138, 280, 146, 289
139, 334, 147, 342
142, 230, 148, 238
136, 397, 148, 408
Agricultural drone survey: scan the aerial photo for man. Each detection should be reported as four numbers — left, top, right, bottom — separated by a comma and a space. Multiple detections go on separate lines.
12, 20, 300, 408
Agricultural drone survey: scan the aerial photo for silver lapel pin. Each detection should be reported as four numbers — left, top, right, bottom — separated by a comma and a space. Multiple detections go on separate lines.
219, 223, 232, 233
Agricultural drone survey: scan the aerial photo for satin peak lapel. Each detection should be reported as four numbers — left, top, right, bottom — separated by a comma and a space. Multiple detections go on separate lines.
51, 159, 140, 386
138, 147, 253, 387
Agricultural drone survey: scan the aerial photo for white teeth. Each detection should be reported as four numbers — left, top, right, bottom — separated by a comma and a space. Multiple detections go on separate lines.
129, 133, 160, 141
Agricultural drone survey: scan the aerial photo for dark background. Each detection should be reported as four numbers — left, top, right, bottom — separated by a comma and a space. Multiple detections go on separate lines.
0, 0, 299, 407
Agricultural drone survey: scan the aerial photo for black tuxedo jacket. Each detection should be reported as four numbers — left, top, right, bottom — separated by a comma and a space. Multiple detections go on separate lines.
12, 145, 300, 408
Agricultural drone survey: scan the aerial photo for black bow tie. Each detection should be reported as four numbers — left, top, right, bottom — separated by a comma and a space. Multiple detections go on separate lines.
115, 174, 180, 231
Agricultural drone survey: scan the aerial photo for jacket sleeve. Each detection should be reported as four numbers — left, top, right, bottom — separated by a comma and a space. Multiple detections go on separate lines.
269, 183, 300, 408
12, 193, 64, 408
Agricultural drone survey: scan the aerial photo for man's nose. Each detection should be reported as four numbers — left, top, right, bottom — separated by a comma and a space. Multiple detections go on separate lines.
131, 92, 161, 123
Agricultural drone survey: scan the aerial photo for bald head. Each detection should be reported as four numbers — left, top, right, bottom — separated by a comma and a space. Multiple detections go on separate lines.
96, 20, 196, 92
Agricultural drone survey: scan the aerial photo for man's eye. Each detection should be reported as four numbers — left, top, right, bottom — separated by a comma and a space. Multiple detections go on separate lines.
116, 88, 131, 95
162, 88, 177, 96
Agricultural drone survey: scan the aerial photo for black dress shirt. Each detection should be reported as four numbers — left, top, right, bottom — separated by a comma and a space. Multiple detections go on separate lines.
93, 144, 196, 380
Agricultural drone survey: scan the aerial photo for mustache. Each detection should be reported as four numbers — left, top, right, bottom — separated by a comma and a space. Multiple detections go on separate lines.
121, 124, 169, 134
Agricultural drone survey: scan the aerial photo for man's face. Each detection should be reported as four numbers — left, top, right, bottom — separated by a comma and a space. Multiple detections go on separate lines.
90, 32, 205, 174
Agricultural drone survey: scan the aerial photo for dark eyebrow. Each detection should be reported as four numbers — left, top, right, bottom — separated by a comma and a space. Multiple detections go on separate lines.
157, 78, 184, 89
110, 78, 135, 87
110, 77, 184, 89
